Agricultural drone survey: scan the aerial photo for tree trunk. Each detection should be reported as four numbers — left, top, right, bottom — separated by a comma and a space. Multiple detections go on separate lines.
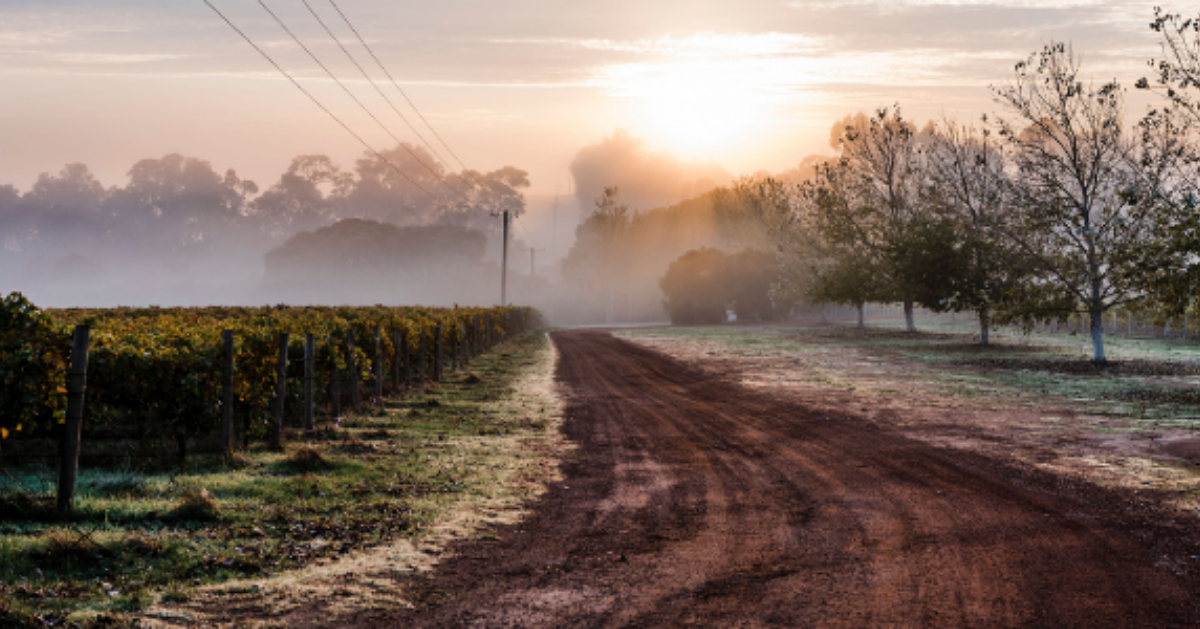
856, 302, 864, 328
978, 308, 990, 347
903, 301, 915, 332
1090, 306, 1106, 363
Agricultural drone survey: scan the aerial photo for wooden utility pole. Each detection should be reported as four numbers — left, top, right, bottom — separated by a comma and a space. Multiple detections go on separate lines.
501, 210, 509, 305
529, 247, 543, 277
58, 325, 90, 513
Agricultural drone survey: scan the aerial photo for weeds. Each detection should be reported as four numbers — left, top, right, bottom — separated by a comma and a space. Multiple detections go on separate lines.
0, 330, 558, 627
170, 488, 219, 521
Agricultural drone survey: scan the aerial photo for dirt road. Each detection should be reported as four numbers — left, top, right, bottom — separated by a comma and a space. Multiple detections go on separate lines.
355, 330, 1200, 627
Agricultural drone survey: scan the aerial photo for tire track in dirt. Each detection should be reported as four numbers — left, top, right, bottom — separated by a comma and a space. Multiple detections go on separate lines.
353, 330, 1200, 627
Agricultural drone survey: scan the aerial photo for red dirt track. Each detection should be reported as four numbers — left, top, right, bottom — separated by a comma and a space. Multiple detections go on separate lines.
357, 330, 1200, 627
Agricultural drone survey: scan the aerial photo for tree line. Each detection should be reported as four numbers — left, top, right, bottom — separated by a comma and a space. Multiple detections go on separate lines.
0, 143, 529, 303
657, 15, 1200, 363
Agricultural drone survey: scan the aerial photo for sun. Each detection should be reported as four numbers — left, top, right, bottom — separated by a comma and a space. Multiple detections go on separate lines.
632, 61, 760, 157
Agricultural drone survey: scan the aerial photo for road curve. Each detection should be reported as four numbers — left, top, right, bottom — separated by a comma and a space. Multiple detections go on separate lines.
357, 329, 1200, 627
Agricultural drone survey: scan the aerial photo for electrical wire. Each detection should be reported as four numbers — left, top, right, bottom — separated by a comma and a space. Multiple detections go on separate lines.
299, 0, 466, 197
326, 0, 488, 189
256, 0, 469, 202
514, 214, 542, 250
202, 0, 439, 201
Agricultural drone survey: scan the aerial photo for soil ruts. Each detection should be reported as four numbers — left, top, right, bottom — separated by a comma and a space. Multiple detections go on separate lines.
352, 330, 1200, 627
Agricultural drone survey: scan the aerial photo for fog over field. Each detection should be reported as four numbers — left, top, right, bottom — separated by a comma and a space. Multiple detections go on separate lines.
0, 0, 1185, 328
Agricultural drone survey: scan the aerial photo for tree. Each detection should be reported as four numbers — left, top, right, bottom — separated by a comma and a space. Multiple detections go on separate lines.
725, 249, 785, 322
252, 155, 351, 240
435, 166, 530, 236
992, 43, 1181, 362
818, 106, 946, 332
660, 247, 727, 325
562, 186, 633, 322
711, 176, 795, 252
1124, 10, 1200, 320
106, 154, 257, 254
925, 117, 1047, 345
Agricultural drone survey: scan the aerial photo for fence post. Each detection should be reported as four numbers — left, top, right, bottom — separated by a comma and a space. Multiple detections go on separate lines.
374, 326, 383, 403
451, 325, 460, 372
304, 333, 314, 432
272, 333, 289, 449
220, 330, 234, 457
392, 329, 402, 393
459, 324, 467, 367
330, 334, 341, 422
433, 323, 443, 382
472, 315, 480, 357
348, 328, 361, 410
418, 332, 427, 386
57, 325, 91, 513
402, 329, 411, 391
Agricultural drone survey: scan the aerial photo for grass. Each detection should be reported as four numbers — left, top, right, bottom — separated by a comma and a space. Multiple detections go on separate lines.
0, 330, 561, 628
617, 315, 1200, 431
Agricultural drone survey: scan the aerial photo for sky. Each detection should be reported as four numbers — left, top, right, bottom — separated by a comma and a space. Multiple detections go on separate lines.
0, 0, 1168, 206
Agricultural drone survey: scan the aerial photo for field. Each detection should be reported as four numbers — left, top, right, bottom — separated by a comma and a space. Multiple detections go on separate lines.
0, 323, 563, 627
6, 315, 1200, 626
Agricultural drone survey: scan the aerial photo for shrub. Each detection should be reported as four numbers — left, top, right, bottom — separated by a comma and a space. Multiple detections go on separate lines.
660, 248, 785, 324
660, 248, 729, 325
725, 249, 785, 322
170, 487, 219, 521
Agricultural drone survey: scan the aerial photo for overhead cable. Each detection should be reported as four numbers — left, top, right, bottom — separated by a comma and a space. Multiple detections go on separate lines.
326, 0, 487, 189
256, 0, 468, 202
299, 0, 467, 197
202, 0, 439, 201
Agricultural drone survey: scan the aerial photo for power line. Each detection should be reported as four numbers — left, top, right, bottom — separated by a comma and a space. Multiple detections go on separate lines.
326, 0, 487, 189
514, 214, 542, 250
202, 0, 439, 201
256, 0, 469, 202
299, 0, 465, 195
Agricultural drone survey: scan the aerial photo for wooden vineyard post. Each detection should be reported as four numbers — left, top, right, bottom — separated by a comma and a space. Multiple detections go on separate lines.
459, 324, 467, 367
374, 326, 383, 403
348, 329, 361, 410
392, 329, 402, 393
472, 315, 480, 357
401, 329, 411, 391
272, 333, 289, 449
433, 323, 443, 382
329, 334, 342, 422
417, 332, 427, 386
57, 325, 91, 513
304, 333, 315, 432
485, 314, 492, 348
451, 325, 460, 372
220, 330, 235, 457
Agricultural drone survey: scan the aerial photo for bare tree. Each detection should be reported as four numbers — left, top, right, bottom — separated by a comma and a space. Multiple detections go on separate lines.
926, 117, 1034, 346
815, 106, 943, 332
992, 43, 1176, 362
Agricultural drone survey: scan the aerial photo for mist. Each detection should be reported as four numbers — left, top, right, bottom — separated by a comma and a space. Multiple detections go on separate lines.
0, 129, 811, 325
0, 147, 534, 310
